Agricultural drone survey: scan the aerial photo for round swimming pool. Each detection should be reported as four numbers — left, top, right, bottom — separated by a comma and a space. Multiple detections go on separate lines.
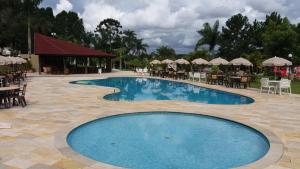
67, 112, 269, 169
71, 77, 254, 104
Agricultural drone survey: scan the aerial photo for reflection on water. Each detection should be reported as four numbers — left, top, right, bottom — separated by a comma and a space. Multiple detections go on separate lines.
73, 77, 254, 104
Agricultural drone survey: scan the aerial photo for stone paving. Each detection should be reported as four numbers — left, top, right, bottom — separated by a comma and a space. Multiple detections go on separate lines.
0, 71, 300, 169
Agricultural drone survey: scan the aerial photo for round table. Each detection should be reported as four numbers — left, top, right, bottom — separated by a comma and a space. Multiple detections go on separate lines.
0, 86, 20, 92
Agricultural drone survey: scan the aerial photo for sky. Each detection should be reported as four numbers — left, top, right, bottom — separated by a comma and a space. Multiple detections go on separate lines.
40, 0, 300, 54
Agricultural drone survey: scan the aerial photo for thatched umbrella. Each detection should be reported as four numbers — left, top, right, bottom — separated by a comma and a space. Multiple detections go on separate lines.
191, 58, 209, 65
0, 55, 12, 65
209, 57, 229, 66
175, 59, 189, 65
150, 60, 161, 65
230, 57, 253, 66
262, 56, 292, 67
161, 59, 175, 64
262, 56, 292, 78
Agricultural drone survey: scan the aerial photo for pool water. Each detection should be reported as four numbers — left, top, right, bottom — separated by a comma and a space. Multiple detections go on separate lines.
72, 77, 254, 104
67, 112, 270, 169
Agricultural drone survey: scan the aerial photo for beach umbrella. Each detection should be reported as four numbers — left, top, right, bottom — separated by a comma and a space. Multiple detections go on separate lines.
263, 56, 292, 79
230, 57, 253, 66
0, 55, 12, 65
175, 58, 190, 65
262, 56, 292, 67
16, 57, 27, 64
191, 58, 209, 65
161, 59, 175, 64
209, 57, 229, 66
150, 60, 161, 65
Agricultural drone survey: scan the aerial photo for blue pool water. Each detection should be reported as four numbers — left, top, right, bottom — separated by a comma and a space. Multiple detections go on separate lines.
67, 112, 270, 169
71, 77, 254, 104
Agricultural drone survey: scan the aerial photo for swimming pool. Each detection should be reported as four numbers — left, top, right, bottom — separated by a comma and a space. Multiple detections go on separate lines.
67, 112, 270, 169
71, 77, 254, 104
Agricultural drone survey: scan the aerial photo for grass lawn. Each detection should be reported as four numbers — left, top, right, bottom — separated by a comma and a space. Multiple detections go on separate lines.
250, 78, 300, 94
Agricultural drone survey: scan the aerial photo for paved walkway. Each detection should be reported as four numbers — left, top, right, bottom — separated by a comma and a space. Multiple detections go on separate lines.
0, 72, 300, 169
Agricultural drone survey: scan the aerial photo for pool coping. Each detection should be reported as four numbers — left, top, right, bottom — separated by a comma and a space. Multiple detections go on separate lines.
54, 110, 283, 169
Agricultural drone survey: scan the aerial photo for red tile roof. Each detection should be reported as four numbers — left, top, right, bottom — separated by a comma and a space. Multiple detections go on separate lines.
34, 33, 114, 57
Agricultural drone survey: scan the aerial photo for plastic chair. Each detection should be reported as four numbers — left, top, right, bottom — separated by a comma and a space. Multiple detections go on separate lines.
279, 79, 291, 95
260, 78, 276, 94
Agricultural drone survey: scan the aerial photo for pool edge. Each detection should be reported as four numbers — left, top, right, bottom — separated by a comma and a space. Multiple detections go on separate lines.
70, 76, 256, 105
54, 111, 284, 169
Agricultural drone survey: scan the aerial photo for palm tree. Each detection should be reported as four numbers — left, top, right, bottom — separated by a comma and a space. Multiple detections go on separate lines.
134, 39, 148, 56
21, 0, 43, 56
195, 20, 220, 53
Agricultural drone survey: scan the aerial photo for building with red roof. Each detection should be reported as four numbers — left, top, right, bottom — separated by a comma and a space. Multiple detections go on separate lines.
33, 33, 115, 74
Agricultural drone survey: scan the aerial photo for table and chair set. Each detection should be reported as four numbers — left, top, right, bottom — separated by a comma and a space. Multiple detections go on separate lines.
189, 72, 252, 89
150, 70, 189, 80
260, 78, 292, 95
0, 73, 27, 109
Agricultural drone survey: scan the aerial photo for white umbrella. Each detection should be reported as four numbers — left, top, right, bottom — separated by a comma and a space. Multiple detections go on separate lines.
7, 57, 27, 65
161, 59, 175, 64
150, 60, 161, 65
230, 57, 253, 66
16, 57, 27, 64
175, 58, 190, 65
209, 57, 229, 66
0, 55, 12, 65
191, 58, 209, 65
262, 56, 292, 67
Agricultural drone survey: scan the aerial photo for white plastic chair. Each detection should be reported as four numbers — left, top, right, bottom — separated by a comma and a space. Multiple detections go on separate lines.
188, 72, 194, 81
193, 72, 201, 82
279, 79, 291, 95
142, 68, 148, 75
260, 78, 276, 94
200, 73, 207, 83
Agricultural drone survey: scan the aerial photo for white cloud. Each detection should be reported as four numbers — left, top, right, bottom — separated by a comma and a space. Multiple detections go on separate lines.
68, 0, 297, 53
53, 0, 73, 15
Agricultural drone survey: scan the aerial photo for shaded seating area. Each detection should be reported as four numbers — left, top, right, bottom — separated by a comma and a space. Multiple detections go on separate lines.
1, 56, 28, 109
0, 75, 27, 109
149, 56, 254, 89
34, 33, 115, 74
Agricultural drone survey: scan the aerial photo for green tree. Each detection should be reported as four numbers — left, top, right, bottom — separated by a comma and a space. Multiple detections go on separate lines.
219, 14, 251, 60
95, 18, 122, 52
22, 0, 43, 54
184, 50, 210, 62
31, 7, 55, 36
248, 20, 264, 52
133, 38, 148, 56
262, 12, 297, 58
195, 20, 220, 53
54, 11, 85, 44
155, 46, 176, 60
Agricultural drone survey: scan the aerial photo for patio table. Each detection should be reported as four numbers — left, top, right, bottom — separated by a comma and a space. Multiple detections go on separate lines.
0, 86, 20, 108
269, 80, 281, 94
230, 76, 241, 88
0, 86, 20, 92
176, 71, 185, 80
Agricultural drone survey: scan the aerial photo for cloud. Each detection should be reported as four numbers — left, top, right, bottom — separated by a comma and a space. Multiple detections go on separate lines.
42, 0, 300, 53
53, 0, 73, 15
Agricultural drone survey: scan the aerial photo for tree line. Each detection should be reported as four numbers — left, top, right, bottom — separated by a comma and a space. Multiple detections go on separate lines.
1, 1, 300, 69
0, 0, 149, 69
194, 12, 300, 67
